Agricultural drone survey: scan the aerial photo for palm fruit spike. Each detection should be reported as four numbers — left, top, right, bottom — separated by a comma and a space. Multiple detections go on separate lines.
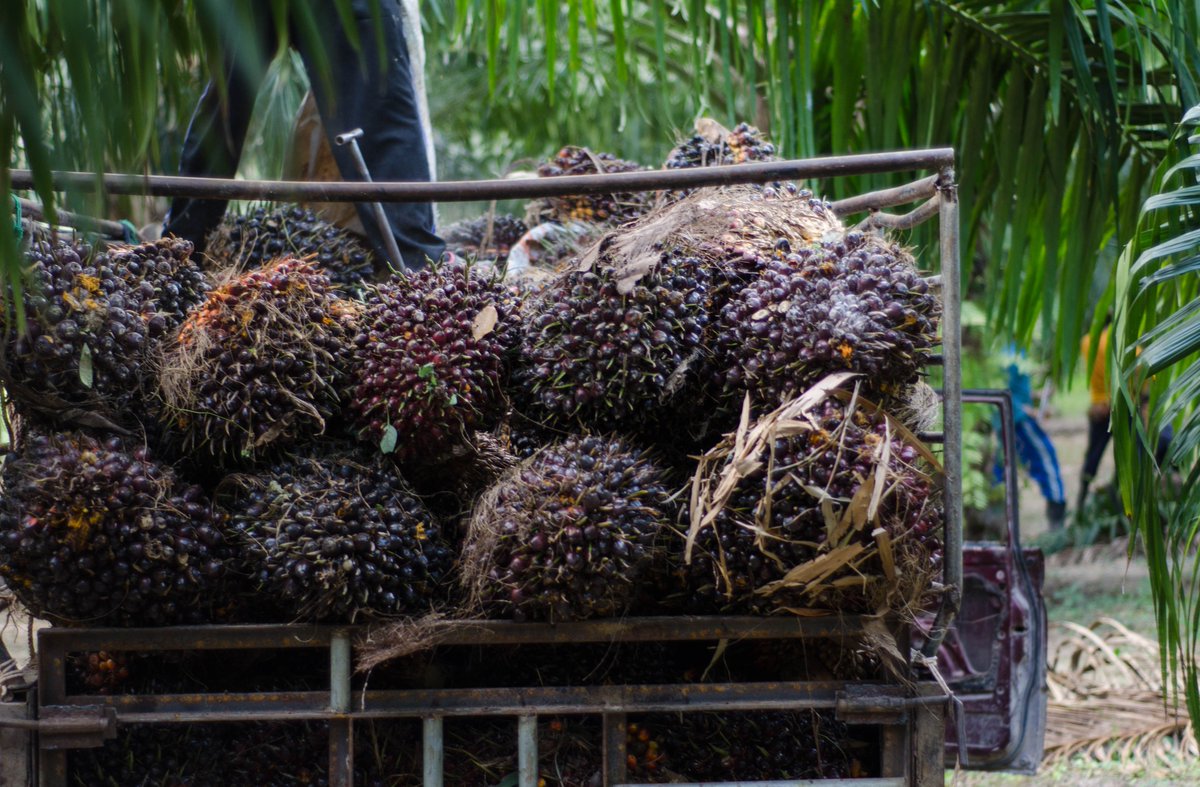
516, 249, 714, 434
225, 450, 453, 622
715, 230, 941, 412
205, 204, 376, 289
156, 257, 357, 464
349, 261, 519, 462
665, 119, 777, 170
529, 146, 651, 226
1, 239, 161, 425
461, 435, 672, 622
442, 213, 528, 265
645, 710, 855, 780
684, 378, 942, 614
0, 431, 230, 627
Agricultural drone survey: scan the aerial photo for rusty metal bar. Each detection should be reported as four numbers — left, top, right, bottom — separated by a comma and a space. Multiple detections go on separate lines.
15, 198, 129, 239
855, 195, 941, 231
328, 630, 353, 787
830, 174, 939, 215
517, 715, 538, 787
922, 165, 962, 659
38, 624, 333, 653
602, 713, 627, 786
8, 149, 955, 203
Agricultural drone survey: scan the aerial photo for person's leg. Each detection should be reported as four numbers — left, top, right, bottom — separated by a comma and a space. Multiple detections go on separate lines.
164, 9, 277, 255
1077, 413, 1112, 510
296, 0, 443, 270
1015, 418, 1067, 529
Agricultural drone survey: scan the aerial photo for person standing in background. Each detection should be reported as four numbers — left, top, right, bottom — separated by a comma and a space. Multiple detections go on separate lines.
996, 345, 1068, 531
164, 0, 443, 270
1078, 326, 1112, 511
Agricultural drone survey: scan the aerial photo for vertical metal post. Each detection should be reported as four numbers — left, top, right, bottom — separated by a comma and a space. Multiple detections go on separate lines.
923, 164, 962, 657
602, 713, 627, 786
517, 715, 538, 787
422, 717, 444, 787
329, 630, 354, 787
913, 702, 947, 786
334, 128, 407, 270
38, 633, 68, 787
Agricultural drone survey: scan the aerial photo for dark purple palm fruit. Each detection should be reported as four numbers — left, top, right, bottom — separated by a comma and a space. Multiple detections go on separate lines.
529, 146, 651, 226
106, 237, 210, 330
443, 214, 529, 265
206, 204, 376, 290
682, 389, 942, 614
515, 250, 716, 436
1, 238, 162, 423
0, 431, 231, 626
665, 120, 777, 170
224, 450, 452, 623
462, 435, 673, 622
349, 261, 519, 462
155, 257, 358, 465
715, 231, 941, 412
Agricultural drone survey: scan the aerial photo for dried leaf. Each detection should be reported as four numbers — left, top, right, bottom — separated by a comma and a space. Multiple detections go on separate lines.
472, 304, 499, 339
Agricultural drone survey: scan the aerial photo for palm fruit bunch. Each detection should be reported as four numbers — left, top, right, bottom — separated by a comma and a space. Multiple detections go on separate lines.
683, 382, 942, 613
106, 237, 210, 329
1, 239, 162, 422
516, 250, 716, 436
155, 257, 358, 464
0, 431, 230, 626
224, 449, 452, 623
640, 711, 855, 781
530, 146, 651, 225
665, 119, 777, 169
349, 261, 519, 462
67, 650, 133, 695
443, 213, 529, 265
206, 204, 375, 289
715, 231, 940, 411
462, 435, 671, 622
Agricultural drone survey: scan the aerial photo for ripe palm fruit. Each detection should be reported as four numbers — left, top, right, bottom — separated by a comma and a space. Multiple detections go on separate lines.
0, 431, 230, 626
516, 250, 715, 434
665, 120, 777, 170
2, 239, 161, 423
462, 435, 672, 622
206, 204, 375, 289
156, 257, 357, 464
530, 146, 651, 225
644, 710, 854, 781
443, 213, 529, 265
715, 231, 940, 411
684, 386, 942, 613
349, 261, 519, 461
106, 237, 210, 329
224, 450, 453, 622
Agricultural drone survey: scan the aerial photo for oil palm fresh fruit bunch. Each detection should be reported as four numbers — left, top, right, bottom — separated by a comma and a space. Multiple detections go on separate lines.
530, 146, 651, 225
107, 237, 210, 328
715, 231, 940, 411
443, 213, 529, 265
349, 261, 519, 462
224, 449, 453, 622
462, 435, 672, 622
0, 431, 231, 626
665, 119, 777, 170
684, 380, 942, 614
206, 204, 375, 289
155, 257, 358, 465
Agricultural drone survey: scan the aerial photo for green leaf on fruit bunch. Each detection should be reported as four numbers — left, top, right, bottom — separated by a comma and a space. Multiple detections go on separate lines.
379, 424, 398, 454
447, 393, 458, 407
493, 774, 520, 787
78, 344, 93, 388
418, 362, 436, 380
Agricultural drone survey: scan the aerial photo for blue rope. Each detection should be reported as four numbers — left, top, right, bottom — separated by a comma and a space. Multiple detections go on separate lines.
119, 219, 139, 244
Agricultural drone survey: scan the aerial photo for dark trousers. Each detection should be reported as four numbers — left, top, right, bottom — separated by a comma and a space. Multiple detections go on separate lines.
164, 0, 442, 269
1078, 410, 1173, 508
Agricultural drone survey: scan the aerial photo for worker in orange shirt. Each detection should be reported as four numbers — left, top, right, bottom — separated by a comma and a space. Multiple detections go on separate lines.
1078, 327, 1111, 511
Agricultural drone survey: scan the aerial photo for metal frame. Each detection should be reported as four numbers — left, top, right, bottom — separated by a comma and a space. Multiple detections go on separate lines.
10, 148, 961, 787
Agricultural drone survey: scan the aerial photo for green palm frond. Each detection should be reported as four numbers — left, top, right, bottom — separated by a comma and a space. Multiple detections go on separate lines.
1111, 103, 1200, 734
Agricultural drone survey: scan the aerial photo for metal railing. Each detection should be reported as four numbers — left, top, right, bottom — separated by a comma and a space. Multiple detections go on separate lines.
9, 148, 961, 787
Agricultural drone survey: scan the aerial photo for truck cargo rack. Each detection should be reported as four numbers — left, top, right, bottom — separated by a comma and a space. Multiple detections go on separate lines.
7, 147, 961, 787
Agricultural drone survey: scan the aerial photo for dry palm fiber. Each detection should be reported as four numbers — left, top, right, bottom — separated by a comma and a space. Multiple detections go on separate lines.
460, 434, 674, 623
154, 257, 358, 465
348, 260, 520, 463
0, 429, 232, 627
515, 183, 843, 442
528, 145, 652, 226
1043, 617, 1196, 771
682, 372, 943, 615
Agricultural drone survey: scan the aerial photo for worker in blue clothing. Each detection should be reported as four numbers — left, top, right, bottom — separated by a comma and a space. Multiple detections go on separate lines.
994, 346, 1067, 531
164, 0, 442, 270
